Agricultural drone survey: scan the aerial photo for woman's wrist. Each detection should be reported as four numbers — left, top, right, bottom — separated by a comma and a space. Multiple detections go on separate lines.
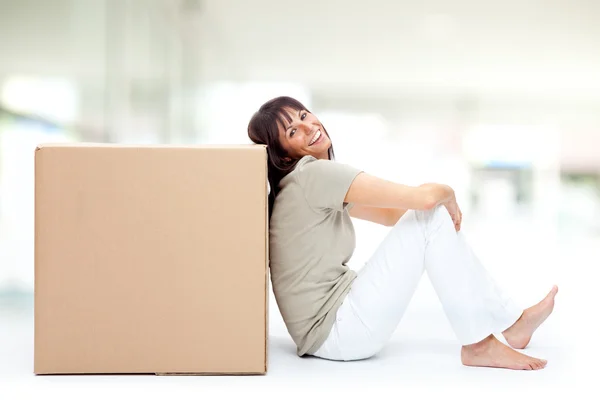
442, 184, 456, 202
419, 183, 455, 209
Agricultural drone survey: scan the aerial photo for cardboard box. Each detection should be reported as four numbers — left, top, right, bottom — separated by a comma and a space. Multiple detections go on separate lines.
34, 143, 269, 375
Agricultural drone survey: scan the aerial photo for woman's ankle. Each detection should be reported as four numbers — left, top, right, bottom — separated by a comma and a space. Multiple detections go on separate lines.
462, 334, 495, 352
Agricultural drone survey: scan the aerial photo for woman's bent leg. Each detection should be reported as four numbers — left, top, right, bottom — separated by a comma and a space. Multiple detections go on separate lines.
423, 211, 523, 345
329, 205, 524, 360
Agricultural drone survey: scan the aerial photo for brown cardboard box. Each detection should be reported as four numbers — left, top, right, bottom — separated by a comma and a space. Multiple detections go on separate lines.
34, 143, 269, 375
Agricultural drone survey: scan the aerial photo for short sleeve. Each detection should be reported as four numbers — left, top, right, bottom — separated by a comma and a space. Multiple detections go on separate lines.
295, 157, 363, 212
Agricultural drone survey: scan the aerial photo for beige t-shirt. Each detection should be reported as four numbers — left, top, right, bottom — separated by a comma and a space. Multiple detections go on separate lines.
269, 155, 363, 356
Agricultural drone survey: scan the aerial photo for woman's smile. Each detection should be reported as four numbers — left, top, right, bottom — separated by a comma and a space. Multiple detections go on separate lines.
308, 129, 323, 146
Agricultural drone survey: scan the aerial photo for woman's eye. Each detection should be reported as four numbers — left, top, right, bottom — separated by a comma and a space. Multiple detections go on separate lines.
290, 128, 296, 136
301, 113, 307, 120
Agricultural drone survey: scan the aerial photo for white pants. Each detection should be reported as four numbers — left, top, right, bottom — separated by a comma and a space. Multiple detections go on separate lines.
312, 205, 523, 361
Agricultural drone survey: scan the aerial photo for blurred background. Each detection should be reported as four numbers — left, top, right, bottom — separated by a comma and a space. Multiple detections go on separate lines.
0, 0, 599, 307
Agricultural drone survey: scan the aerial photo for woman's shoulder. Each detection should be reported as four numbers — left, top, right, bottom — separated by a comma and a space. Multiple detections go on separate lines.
295, 155, 335, 172
285, 156, 347, 188
280, 156, 321, 188
287, 155, 317, 176
296, 154, 318, 166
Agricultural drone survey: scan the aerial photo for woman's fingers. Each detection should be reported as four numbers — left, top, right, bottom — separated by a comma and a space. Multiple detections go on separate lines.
443, 199, 463, 231
451, 214, 460, 232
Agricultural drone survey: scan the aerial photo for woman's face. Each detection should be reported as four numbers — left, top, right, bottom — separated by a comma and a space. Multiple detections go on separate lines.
277, 108, 331, 161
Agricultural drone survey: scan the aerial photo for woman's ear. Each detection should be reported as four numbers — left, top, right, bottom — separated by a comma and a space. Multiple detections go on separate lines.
283, 156, 291, 162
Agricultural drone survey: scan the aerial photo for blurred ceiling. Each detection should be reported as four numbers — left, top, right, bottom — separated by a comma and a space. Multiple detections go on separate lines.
0, 0, 599, 98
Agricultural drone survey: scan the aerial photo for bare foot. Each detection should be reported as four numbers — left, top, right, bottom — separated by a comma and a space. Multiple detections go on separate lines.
461, 334, 547, 370
502, 285, 558, 349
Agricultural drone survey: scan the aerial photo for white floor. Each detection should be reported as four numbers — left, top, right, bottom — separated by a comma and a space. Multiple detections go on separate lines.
1, 214, 597, 399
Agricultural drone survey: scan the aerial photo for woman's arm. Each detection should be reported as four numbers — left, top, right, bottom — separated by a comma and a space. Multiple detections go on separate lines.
344, 172, 455, 210
349, 204, 408, 227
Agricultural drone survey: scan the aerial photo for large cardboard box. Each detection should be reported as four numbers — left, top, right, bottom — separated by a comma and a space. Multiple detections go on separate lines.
34, 143, 269, 375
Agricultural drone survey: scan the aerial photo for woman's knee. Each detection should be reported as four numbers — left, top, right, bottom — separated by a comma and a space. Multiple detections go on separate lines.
416, 204, 445, 220
415, 205, 454, 231
427, 204, 452, 222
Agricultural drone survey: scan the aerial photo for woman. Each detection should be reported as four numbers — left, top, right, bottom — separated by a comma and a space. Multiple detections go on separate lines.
247, 96, 558, 370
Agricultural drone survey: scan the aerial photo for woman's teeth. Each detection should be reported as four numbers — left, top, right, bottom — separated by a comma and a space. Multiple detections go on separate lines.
309, 130, 321, 145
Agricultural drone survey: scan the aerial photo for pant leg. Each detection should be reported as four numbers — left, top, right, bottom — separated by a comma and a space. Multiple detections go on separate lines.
312, 208, 428, 361
322, 205, 523, 360
422, 208, 523, 345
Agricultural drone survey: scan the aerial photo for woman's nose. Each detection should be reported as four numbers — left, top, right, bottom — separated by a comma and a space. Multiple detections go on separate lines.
300, 122, 312, 135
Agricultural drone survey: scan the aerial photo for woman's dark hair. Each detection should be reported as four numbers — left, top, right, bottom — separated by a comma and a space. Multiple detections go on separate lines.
247, 96, 335, 220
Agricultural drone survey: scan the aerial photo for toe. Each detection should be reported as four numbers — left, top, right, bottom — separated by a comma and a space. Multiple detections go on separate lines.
536, 359, 547, 369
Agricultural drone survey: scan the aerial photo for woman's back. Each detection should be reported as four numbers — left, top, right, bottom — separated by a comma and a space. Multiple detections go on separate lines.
268, 155, 363, 356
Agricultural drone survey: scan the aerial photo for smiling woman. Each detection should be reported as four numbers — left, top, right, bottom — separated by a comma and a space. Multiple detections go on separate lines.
277, 108, 330, 161
247, 96, 557, 370
247, 96, 336, 217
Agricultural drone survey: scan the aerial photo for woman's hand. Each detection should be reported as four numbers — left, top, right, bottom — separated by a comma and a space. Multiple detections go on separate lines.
444, 196, 462, 232
418, 183, 462, 231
